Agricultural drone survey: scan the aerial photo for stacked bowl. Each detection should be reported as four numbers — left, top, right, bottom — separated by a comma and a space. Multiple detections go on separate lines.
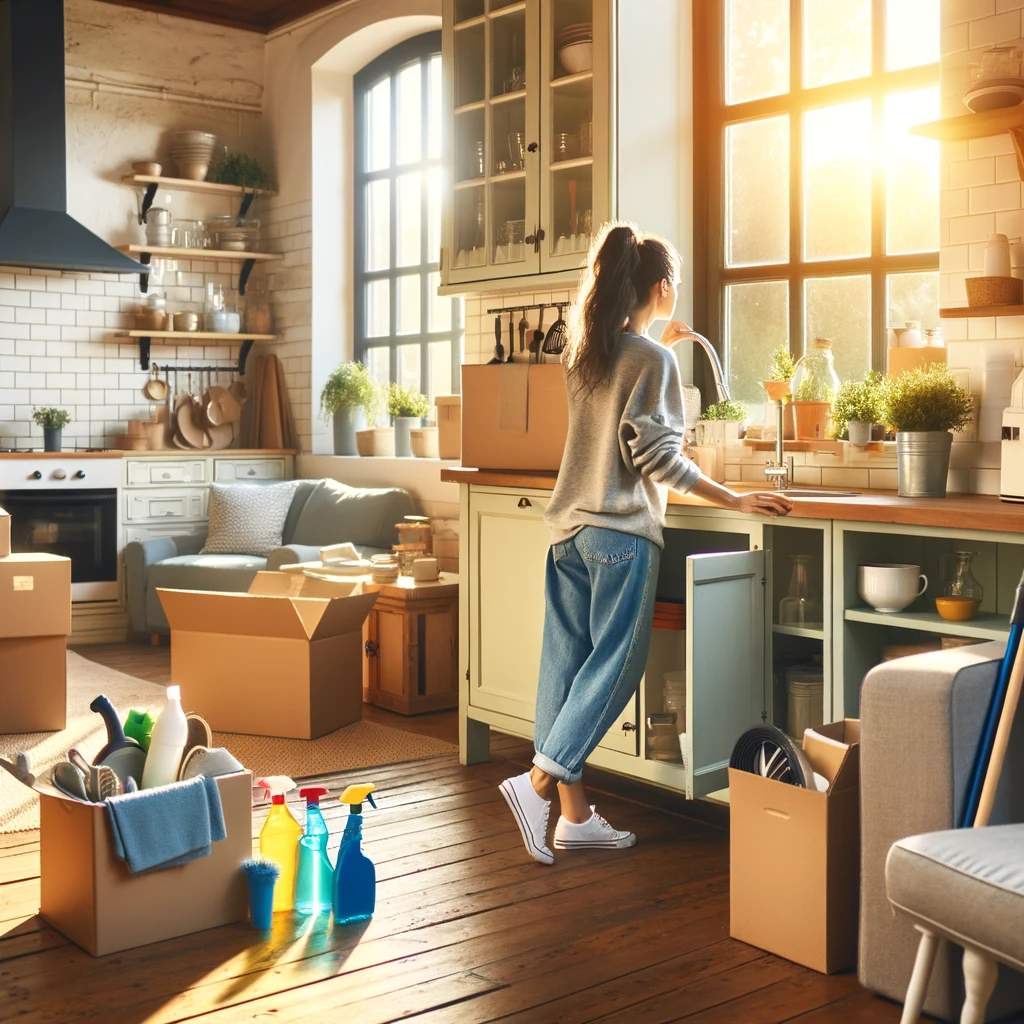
171, 131, 216, 181
558, 23, 593, 74
208, 215, 260, 252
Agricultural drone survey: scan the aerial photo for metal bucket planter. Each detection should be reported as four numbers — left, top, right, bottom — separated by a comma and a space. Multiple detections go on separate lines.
896, 431, 952, 497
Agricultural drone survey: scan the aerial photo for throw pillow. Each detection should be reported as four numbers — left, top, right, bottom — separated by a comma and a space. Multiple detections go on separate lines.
201, 482, 300, 556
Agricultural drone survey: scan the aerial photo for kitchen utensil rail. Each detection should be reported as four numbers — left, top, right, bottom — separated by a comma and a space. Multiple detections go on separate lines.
135, 339, 255, 375
486, 302, 556, 315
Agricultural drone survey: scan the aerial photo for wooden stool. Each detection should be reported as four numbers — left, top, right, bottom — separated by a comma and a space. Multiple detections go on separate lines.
364, 574, 459, 715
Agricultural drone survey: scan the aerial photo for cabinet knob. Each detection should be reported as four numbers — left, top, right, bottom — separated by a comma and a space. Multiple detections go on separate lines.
247, 469, 256, 476
517, 497, 532, 508
527, 142, 538, 153
30, 471, 42, 480
162, 472, 171, 479
525, 233, 536, 245
621, 722, 636, 732
365, 640, 379, 657
74, 470, 86, 479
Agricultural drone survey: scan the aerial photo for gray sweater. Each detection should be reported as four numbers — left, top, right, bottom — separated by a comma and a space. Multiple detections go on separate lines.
545, 332, 702, 549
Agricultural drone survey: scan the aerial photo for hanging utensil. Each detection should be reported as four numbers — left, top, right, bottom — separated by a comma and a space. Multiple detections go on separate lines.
142, 363, 167, 401
543, 304, 568, 357
530, 306, 546, 363
506, 310, 515, 363
518, 309, 528, 357
489, 314, 504, 364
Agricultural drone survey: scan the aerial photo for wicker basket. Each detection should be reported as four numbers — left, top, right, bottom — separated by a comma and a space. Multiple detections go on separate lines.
965, 275, 1023, 307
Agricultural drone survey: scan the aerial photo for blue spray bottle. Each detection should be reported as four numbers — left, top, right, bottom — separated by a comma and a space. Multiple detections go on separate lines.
332, 783, 377, 925
295, 787, 333, 915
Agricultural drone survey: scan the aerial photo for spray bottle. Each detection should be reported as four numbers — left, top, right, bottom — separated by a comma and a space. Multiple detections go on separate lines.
295, 787, 333, 915
257, 776, 301, 912
332, 783, 377, 925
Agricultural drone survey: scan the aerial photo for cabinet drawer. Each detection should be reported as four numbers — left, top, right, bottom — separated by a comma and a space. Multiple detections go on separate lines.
124, 523, 206, 545
214, 458, 287, 482
124, 489, 208, 523
126, 460, 207, 487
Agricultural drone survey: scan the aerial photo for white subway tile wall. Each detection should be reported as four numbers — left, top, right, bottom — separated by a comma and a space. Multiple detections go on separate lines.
461, 287, 578, 366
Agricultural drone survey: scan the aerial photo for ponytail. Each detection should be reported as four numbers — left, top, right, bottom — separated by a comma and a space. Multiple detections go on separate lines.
566, 222, 679, 393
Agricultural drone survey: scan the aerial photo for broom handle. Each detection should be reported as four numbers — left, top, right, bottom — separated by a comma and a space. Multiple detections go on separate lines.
974, 633, 1024, 828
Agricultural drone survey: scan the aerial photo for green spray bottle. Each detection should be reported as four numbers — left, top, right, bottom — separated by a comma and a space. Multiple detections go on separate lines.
257, 776, 301, 912
295, 787, 333, 915
332, 783, 377, 925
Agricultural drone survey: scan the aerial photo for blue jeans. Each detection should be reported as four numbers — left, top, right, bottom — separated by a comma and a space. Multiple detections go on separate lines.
533, 527, 660, 784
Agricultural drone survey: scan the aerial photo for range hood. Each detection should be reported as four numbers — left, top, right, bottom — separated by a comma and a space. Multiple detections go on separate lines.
0, 0, 145, 275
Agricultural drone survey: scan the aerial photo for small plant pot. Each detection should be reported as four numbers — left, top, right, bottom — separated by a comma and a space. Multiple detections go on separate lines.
792, 401, 831, 441
43, 427, 62, 452
896, 430, 952, 497
410, 427, 439, 459
694, 419, 743, 446
762, 380, 791, 403
394, 416, 422, 458
332, 406, 366, 456
356, 427, 395, 457
847, 420, 872, 447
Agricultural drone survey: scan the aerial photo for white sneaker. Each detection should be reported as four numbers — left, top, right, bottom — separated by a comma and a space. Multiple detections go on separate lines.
499, 772, 554, 865
553, 806, 636, 850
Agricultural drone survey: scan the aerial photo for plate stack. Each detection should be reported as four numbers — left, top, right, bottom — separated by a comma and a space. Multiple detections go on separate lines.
558, 23, 593, 75
208, 215, 260, 252
171, 131, 217, 181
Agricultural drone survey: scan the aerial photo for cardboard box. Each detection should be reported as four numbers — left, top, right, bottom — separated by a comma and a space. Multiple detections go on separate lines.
40, 771, 252, 956
729, 719, 861, 974
461, 363, 567, 471
158, 573, 378, 739
435, 395, 462, 460
886, 347, 946, 378
0, 506, 9, 558
0, 636, 66, 732
0, 553, 71, 638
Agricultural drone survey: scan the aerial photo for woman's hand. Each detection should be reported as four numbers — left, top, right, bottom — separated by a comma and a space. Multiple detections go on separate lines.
659, 321, 696, 347
733, 491, 793, 517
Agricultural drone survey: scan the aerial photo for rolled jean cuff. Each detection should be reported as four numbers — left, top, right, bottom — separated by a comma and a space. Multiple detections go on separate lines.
532, 751, 581, 785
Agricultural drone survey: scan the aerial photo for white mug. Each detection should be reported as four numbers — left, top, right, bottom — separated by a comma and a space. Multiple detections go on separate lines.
858, 563, 928, 614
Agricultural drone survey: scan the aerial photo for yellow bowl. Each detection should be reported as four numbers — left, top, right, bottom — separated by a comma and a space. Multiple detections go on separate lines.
935, 597, 981, 622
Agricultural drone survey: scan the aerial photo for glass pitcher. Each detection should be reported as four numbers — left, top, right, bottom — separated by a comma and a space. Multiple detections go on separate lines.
779, 554, 823, 628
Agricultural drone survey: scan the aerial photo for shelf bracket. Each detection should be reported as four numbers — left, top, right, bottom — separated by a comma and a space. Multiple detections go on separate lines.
138, 183, 158, 225
237, 338, 254, 375
138, 337, 152, 371
138, 250, 151, 295
238, 258, 256, 296
238, 192, 256, 220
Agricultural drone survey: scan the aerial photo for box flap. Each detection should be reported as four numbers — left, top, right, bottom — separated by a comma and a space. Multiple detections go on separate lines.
803, 719, 860, 793
306, 590, 378, 640
248, 572, 377, 639
157, 588, 313, 641
435, 395, 461, 407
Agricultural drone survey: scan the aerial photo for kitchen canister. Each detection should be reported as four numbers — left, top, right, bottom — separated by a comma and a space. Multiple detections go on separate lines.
786, 664, 824, 742
984, 232, 1012, 277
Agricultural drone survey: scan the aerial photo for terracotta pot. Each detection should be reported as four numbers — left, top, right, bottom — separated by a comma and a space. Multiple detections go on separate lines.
763, 379, 791, 402
792, 401, 831, 441
356, 427, 395, 457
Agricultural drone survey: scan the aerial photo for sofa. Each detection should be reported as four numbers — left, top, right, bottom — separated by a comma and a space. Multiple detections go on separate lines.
125, 478, 416, 636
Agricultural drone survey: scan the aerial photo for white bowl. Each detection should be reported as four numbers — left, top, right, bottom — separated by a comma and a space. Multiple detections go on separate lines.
559, 42, 593, 74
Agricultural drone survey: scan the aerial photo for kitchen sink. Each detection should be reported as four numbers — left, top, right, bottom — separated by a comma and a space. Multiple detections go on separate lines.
779, 489, 861, 498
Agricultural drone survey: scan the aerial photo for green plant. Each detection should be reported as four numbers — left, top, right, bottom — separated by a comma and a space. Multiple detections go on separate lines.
208, 150, 276, 191
387, 382, 429, 420
831, 372, 885, 440
699, 399, 747, 422
882, 364, 974, 434
319, 362, 384, 425
766, 344, 796, 382
32, 408, 71, 430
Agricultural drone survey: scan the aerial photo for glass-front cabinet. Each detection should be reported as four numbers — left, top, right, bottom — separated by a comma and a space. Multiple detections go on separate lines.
442, 0, 610, 285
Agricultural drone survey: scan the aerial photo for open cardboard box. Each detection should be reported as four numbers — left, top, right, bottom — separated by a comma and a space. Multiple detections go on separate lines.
158, 573, 378, 739
729, 719, 861, 974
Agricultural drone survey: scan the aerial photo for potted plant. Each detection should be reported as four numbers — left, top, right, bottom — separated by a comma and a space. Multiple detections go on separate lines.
882, 364, 974, 497
320, 362, 384, 456
207, 150, 276, 191
832, 372, 885, 446
696, 399, 747, 446
791, 338, 840, 440
387, 383, 430, 458
763, 344, 796, 402
33, 408, 71, 452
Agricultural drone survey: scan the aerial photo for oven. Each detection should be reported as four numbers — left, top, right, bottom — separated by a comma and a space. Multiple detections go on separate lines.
0, 458, 120, 602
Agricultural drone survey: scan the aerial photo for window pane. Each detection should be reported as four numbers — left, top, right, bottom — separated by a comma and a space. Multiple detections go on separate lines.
887, 271, 939, 331
886, 88, 940, 255
725, 281, 789, 410
367, 347, 390, 387
399, 343, 421, 393
396, 274, 421, 335
428, 55, 442, 160
887, 0, 939, 71
366, 78, 390, 172
365, 180, 390, 271
397, 172, 422, 267
428, 168, 442, 262
803, 100, 871, 261
397, 62, 422, 165
803, 0, 871, 88
428, 272, 450, 331
726, 115, 789, 267
429, 340, 454, 407
804, 276, 870, 383
366, 279, 389, 338
726, 0, 789, 105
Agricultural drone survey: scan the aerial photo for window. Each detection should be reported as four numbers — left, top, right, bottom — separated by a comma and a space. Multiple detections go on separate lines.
355, 33, 462, 404
694, 1, 940, 411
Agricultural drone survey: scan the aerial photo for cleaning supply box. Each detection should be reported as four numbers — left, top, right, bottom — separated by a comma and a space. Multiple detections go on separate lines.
729, 719, 861, 974
157, 572, 378, 739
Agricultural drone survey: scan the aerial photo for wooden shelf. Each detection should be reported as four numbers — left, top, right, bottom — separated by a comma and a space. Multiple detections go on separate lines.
490, 1, 526, 18
772, 624, 825, 640
491, 89, 526, 106
550, 156, 594, 171
121, 174, 276, 199
454, 176, 487, 191
117, 245, 280, 263
454, 100, 486, 114
844, 607, 1009, 641
940, 304, 1024, 319
453, 14, 486, 30
115, 331, 277, 342
910, 107, 1024, 142
491, 169, 527, 182
550, 70, 593, 89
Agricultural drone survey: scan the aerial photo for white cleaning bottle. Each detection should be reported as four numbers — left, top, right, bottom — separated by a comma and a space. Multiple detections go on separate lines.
141, 685, 188, 789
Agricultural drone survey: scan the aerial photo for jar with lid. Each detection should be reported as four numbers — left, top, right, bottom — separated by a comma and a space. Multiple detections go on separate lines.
937, 551, 984, 622
791, 339, 840, 440
778, 554, 823, 628
646, 713, 682, 762
243, 274, 272, 335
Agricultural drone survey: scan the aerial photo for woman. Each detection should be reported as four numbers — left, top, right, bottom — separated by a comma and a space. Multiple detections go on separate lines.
499, 223, 793, 865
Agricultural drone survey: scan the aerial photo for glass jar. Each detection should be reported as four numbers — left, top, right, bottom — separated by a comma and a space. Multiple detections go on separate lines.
937, 551, 984, 621
791, 338, 840, 404
243, 275, 272, 335
779, 554, 823, 628
646, 713, 682, 762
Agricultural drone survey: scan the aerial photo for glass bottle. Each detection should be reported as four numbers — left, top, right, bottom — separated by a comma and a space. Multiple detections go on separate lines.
779, 554, 823, 628
791, 338, 840, 404
939, 551, 984, 619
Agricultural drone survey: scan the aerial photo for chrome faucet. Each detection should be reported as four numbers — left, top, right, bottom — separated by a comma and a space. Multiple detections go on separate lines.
764, 400, 794, 491
672, 330, 731, 403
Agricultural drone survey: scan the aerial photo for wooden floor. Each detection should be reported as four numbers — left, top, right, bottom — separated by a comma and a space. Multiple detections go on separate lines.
0, 645, 917, 1023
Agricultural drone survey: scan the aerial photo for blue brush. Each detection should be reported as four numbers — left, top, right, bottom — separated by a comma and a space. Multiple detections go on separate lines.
241, 858, 281, 930
959, 569, 1024, 828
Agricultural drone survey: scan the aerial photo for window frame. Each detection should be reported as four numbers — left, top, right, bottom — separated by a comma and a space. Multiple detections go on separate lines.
693, 0, 940, 387
354, 31, 462, 396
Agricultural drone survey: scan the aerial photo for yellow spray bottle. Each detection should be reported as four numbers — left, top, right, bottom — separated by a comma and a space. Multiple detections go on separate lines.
257, 775, 301, 912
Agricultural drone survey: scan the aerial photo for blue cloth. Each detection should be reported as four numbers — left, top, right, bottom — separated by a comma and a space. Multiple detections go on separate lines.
106, 775, 226, 875
533, 526, 660, 784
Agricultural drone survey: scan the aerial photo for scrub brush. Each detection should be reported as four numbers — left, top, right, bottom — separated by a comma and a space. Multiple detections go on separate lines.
241, 858, 281, 931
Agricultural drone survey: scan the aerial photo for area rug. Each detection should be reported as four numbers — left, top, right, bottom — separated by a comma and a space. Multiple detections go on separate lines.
0, 651, 456, 833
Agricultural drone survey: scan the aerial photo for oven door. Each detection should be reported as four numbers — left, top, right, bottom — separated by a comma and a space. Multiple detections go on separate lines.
0, 488, 119, 602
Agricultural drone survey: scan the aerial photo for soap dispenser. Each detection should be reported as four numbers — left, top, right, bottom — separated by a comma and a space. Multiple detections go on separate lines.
257, 775, 301, 912
332, 783, 377, 925
295, 787, 333, 915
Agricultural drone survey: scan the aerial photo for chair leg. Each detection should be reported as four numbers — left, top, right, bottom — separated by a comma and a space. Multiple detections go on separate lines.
961, 946, 999, 1024
901, 927, 940, 1024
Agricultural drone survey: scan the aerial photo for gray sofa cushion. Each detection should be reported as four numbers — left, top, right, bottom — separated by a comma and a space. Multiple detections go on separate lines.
149, 553, 268, 592
887, 824, 1024, 971
288, 478, 417, 549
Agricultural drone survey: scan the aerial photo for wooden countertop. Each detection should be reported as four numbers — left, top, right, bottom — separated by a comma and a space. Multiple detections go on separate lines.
0, 451, 125, 459
0, 449, 297, 459
440, 467, 1024, 535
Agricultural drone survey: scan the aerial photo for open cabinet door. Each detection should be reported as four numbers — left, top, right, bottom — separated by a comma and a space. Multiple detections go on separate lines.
685, 550, 766, 799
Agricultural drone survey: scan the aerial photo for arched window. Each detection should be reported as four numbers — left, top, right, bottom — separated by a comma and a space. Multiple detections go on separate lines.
354, 32, 462, 403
